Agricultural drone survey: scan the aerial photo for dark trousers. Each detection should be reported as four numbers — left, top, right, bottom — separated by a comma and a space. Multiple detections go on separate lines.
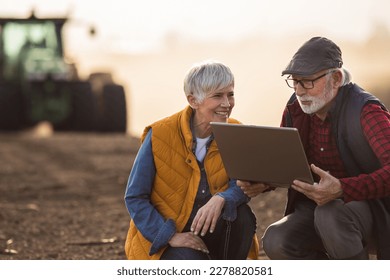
160, 203, 257, 260
262, 199, 373, 259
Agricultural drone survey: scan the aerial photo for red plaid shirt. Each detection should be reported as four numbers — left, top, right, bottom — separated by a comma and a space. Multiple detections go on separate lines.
308, 103, 390, 202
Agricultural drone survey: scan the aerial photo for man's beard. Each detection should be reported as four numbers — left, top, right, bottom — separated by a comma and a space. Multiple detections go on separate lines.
297, 82, 334, 115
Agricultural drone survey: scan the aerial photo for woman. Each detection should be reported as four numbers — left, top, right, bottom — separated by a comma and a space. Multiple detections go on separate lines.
124, 60, 259, 260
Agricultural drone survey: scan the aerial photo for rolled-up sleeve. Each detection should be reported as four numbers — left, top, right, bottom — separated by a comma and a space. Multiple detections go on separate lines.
217, 179, 250, 221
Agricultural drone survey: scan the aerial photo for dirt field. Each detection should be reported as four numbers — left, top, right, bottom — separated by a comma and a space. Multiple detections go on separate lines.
0, 128, 287, 260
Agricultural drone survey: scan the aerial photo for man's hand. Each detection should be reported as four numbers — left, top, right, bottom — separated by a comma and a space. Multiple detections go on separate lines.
291, 164, 343, 205
237, 180, 271, 198
168, 232, 209, 254
191, 195, 225, 237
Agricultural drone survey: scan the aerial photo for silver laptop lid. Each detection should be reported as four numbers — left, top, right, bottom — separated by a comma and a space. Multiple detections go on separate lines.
210, 122, 314, 187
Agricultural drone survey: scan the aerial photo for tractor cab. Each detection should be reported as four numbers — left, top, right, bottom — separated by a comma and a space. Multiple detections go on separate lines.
0, 11, 127, 132
0, 12, 75, 82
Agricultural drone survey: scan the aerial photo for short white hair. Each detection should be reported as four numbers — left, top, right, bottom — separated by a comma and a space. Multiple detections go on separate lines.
329, 67, 351, 86
183, 60, 234, 104
340, 68, 352, 86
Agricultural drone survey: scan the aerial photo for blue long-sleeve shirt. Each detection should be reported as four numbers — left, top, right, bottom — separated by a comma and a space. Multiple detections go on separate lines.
124, 129, 249, 255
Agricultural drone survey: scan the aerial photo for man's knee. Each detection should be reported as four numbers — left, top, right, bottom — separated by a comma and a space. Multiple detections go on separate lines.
314, 200, 373, 259
314, 199, 370, 233
262, 222, 290, 259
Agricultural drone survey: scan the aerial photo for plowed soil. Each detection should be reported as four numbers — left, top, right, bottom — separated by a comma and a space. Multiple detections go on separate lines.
0, 128, 286, 260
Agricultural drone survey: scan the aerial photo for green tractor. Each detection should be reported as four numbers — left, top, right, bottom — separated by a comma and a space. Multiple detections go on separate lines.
0, 11, 127, 132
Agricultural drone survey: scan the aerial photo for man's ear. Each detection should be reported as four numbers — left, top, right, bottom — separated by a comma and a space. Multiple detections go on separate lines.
187, 94, 199, 109
332, 70, 343, 87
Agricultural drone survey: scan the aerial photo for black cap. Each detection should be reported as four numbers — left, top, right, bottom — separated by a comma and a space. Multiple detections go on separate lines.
282, 37, 343, 76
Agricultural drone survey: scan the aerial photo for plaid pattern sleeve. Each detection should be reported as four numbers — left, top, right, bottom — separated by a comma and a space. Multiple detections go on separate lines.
341, 103, 390, 202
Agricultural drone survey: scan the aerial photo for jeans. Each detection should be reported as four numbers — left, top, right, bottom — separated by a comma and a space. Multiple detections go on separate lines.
160, 203, 257, 260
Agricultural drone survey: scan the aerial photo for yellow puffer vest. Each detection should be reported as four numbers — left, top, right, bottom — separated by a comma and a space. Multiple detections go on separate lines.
125, 106, 259, 259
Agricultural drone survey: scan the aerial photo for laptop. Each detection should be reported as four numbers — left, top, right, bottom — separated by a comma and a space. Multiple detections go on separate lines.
210, 122, 314, 188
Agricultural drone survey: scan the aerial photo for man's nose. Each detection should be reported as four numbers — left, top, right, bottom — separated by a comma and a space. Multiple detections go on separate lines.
294, 83, 306, 96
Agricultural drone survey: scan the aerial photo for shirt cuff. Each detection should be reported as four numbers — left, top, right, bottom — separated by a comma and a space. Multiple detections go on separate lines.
149, 219, 176, 256
216, 193, 237, 222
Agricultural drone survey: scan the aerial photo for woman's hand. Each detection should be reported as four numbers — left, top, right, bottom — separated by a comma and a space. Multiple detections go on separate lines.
237, 180, 271, 197
168, 232, 209, 254
190, 195, 225, 237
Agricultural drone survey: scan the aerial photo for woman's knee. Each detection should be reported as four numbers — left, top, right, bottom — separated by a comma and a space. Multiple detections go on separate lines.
160, 247, 209, 260
234, 204, 257, 233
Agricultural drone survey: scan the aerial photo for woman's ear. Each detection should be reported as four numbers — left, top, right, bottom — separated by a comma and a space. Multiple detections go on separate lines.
187, 94, 199, 109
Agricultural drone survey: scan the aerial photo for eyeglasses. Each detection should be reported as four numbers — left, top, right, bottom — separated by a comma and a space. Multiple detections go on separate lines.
285, 71, 335, 89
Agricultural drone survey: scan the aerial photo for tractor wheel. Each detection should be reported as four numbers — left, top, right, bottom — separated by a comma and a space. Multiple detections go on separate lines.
0, 83, 23, 130
99, 84, 127, 132
88, 72, 113, 95
54, 81, 97, 131
70, 81, 98, 131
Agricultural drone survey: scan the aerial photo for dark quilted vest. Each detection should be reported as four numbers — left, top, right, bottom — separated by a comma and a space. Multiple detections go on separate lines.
284, 83, 390, 259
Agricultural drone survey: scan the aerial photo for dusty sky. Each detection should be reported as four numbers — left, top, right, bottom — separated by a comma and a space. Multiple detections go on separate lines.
2, 0, 390, 135
2, 0, 390, 53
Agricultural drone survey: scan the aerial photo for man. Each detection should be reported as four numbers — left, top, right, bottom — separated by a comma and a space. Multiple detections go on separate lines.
239, 37, 390, 259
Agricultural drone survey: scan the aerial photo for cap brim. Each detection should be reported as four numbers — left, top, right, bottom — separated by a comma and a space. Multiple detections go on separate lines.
282, 59, 327, 76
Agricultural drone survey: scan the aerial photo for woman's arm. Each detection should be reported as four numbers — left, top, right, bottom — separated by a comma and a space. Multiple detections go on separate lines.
124, 130, 176, 254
